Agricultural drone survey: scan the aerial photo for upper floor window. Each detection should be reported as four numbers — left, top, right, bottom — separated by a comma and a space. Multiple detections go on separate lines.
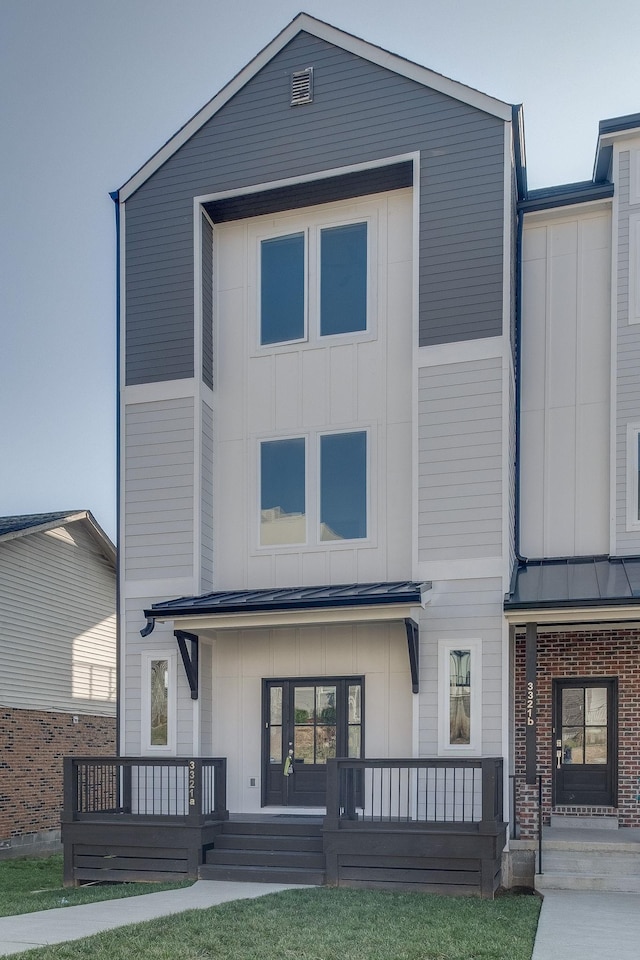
626, 423, 640, 531
259, 221, 368, 346
260, 430, 368, 547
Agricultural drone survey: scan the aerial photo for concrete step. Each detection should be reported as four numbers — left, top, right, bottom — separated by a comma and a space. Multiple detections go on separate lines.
536, 872, 640, 894
541, 850, 640, 877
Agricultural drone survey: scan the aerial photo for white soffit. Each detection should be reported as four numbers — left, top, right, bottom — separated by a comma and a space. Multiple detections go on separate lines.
157, 602, 424, 634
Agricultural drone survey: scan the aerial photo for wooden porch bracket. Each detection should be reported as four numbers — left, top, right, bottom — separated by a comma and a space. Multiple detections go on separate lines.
176, 631, 199, 700
404, 618, 419, 694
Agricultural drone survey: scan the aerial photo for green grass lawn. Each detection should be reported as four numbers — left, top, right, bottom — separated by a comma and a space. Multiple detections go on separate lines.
0, 855, 192, 917
5, 885, 541, 960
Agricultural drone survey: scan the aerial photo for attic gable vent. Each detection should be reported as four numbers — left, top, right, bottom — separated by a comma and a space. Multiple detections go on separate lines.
291, 68, 313, 105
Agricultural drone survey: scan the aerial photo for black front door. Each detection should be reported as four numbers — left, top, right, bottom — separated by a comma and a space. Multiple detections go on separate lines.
262, 678, 363, 807
553, 679, 616, 806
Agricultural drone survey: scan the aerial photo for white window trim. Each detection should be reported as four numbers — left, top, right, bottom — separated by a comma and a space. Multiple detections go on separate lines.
255, 426, 373, 552
250, 203, 379, 353
629, 213, 640, 325
437, 639, 482, 757
141, 651, 177, 755
626, 422, 640, 531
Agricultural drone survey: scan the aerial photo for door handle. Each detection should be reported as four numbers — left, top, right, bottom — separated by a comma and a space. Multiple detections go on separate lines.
556, 750, 562, 769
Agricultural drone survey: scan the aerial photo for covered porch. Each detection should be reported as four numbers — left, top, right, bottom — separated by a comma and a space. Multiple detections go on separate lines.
505, 555, 640, 891
61, 754, 505, 896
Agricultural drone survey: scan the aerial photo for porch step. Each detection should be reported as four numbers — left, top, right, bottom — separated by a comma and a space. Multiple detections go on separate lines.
534, 836, 640, 893
199, 817, 326, 885
199, 863, 325, 885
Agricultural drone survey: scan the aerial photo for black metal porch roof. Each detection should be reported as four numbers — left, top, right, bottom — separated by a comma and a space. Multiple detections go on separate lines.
146, 580, 429, 620
505, 556, 640, 611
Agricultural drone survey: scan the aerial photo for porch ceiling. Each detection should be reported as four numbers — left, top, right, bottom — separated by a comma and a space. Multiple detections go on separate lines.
504, 556, 640, 625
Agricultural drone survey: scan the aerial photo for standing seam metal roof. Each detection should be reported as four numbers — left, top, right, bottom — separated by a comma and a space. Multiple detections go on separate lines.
505, 556, 640, 610
147, 581, 429, 619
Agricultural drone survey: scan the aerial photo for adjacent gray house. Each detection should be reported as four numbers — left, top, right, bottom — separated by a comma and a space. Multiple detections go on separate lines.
62, 15, 640, 895
0, 511, 116, 857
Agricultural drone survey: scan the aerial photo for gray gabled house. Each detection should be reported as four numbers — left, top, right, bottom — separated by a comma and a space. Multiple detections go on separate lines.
63, 14, 640, 895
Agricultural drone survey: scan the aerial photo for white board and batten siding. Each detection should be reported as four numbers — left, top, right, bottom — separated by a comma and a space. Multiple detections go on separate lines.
615, 145, 640, 554
520, 206, 611, 558
213, 189, 414, 590
0, 523, 116, 716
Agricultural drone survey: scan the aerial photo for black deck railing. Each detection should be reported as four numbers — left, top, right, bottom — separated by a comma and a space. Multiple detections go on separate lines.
63, 757, 228, 824
326, 757, 503, 828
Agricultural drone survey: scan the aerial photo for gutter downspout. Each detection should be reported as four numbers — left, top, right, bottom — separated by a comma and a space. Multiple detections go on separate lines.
110, 189, 121, 755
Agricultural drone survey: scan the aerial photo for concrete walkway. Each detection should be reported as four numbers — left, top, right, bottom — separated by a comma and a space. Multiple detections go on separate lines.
0, 880, 306, 956
532, 889, 640, 960
2, 881, 639, 958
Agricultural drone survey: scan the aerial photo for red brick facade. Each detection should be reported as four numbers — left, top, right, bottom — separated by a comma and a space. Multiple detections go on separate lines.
0, 708, 115, 844
514, 628, 640, 837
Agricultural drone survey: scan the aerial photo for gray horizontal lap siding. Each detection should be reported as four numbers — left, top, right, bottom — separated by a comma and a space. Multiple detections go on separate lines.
124, 32, 506, 385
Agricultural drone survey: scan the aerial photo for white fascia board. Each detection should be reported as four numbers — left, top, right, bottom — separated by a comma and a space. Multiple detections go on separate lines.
119, 14, 512, 202
0, 512, 116, 567
157, 601, 425, 634
416, 336, 503, 369
504, 605, 640, 626
523, 199, 612, 225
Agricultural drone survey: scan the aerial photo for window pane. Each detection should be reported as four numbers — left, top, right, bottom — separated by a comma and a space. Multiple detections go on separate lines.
294, 687, 315, 724
449, 650, 471, 745
562, 688, 584, 727
261, 233, 305, 345
348, 726, 361, 758
585, 727, 607, 764
348, 685, 361, 724
150, 659, 168, 746
260, 438, 305, 545
585, 687, 607, 725
316, 686, 336, 724
562, 728, 584, 764
269, 726, 282, 763
270, 686, 282, 725
294, 726, 314, 763
320, 431, 367, 541
315, 726, 337, 763
320, 222, 367, 336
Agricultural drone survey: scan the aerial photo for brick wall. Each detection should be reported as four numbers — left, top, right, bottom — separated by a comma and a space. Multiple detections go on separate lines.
514, 628, 640, 837
0, 708, 115, 844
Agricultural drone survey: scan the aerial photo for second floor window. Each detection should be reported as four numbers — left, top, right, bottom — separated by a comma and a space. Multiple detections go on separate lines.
260, 430, 368, 546
259, 221, 368, 346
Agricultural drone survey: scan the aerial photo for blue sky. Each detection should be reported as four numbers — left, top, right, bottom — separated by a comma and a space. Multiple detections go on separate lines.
2, 0, 640, 543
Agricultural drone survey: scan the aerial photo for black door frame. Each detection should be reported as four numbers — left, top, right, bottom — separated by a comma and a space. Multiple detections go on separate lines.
261, 676, 364, 807
552, 677, 617, 808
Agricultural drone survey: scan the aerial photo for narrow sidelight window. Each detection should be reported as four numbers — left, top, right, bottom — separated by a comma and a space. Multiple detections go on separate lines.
320, 431, 367, 540
260, 438, 306, 545
449, 650, 471, 746
260, 233, 305, 345
320, 222, 367, 336
150, 659, 169, 747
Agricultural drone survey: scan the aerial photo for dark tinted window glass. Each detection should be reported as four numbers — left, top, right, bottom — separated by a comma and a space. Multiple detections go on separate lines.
320, 431, 366, 540
260, 438, 305, 544
320, 222, 367, 336
261, 233, 305, 345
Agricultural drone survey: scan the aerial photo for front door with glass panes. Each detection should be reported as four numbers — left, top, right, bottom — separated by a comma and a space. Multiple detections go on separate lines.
553, 679, 616, 806
262, 678, 363, 806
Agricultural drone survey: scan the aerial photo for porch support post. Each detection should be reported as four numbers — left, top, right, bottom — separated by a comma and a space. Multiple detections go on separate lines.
176, 631, 199, 700
525, 621, 537, 785
404, 618, 419, 694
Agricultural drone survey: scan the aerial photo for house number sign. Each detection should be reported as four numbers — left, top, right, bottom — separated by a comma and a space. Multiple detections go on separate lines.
188, 760, 196, 806
525, 624, 537, 784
